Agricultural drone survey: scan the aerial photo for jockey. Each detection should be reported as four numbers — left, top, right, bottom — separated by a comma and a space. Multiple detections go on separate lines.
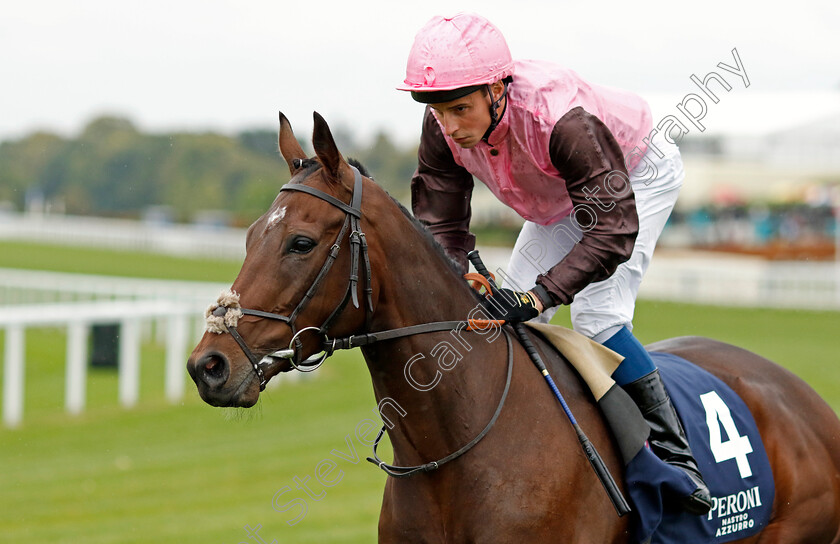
398, 12, 711, 515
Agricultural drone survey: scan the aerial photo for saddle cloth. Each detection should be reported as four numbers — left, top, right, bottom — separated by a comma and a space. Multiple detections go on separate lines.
524, 324, 775, 543
647, 352, 774, 543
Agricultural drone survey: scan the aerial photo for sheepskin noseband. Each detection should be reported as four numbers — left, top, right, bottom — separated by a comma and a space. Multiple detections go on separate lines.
205, 289, 244, 334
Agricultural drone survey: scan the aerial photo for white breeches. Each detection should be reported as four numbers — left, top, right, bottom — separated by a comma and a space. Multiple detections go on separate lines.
502, 133, 684, 340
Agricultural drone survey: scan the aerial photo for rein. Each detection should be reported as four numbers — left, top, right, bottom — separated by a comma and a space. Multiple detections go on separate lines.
207, 163, 512, 478
367, 329, 514, 478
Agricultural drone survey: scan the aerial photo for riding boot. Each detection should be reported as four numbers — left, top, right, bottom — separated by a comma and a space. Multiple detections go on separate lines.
622, 369, 713, 515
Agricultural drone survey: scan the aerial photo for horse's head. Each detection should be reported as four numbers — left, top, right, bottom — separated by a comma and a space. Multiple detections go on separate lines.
187, 112, 377, 407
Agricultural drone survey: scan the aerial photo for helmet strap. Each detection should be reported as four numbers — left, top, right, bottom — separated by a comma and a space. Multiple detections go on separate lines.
483, 78, 510, 142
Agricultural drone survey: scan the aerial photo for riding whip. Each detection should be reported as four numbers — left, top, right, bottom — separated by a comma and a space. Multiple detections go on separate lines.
467, 250, 631, 517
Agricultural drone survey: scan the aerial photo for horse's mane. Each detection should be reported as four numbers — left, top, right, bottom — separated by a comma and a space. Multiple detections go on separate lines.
347, 158, 468, 281
288, 158, 321, 181
347, 157, 371, 178
390, 196, 466, 276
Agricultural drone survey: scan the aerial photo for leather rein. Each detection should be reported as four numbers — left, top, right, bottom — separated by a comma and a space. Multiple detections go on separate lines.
210, 162, 514, 478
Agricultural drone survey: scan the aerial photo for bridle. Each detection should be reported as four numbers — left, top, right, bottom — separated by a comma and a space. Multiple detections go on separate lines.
211, 162, 373, 390
204, 152, 627, 509
208, 160, 513, 478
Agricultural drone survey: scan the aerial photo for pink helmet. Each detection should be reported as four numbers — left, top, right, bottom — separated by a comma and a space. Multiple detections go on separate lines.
397, 13, 514, 103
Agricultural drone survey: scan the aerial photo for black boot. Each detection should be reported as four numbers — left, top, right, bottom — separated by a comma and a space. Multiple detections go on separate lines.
622, 370, 712, 515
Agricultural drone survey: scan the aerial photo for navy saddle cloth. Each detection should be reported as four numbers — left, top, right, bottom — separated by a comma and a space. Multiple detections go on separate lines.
626, 352, 775, 544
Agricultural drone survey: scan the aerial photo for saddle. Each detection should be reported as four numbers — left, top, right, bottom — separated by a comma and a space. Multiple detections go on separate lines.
525, 322, 623, 399
525, 322, 651, 466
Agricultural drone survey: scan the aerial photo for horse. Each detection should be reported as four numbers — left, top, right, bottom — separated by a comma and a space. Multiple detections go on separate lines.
187, 111, 840, 543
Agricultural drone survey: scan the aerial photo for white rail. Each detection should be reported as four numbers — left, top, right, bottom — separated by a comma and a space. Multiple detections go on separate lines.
0, 270, 313, 429
481, 248, 840, 310
0, 267, 228, 305
639, 252, 840, 310
0, 212, 246, 259
0, 300, 205, 428
0, 269, 225, 427
2, 244, 837, 429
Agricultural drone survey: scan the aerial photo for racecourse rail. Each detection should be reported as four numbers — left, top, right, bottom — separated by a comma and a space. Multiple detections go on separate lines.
1, 212, 838, 309
0, 300, 203, 428
0, 271, 227, 429
0, 268, 312, 429
1, 213, 838, 428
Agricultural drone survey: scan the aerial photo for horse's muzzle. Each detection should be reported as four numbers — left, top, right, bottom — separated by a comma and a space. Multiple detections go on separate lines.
187, 349, 260, 407
187, 350, 236, 405
187, 343, 296, 407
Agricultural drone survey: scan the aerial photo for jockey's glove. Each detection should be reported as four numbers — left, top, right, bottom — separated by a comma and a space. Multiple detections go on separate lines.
480, 288, 541, 323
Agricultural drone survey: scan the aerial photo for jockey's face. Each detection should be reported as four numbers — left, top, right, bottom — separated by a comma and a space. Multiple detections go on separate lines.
429, 82, 505, 149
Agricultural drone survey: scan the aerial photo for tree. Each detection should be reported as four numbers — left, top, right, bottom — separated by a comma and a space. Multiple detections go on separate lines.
0, 116, 418, 224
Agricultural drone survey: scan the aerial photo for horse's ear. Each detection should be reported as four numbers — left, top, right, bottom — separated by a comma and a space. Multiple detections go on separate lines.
278, 111, 307, 175
312, 111, 350, 182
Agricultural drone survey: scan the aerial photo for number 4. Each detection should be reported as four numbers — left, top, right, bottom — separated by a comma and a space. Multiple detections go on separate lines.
699, 391, 754, 478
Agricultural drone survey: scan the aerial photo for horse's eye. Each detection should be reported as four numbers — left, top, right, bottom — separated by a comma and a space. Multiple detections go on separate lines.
288, 236, 316, 254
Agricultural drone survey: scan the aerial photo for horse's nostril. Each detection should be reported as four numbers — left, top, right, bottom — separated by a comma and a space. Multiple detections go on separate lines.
198, 353, 230, 389
204, 358, 221, 375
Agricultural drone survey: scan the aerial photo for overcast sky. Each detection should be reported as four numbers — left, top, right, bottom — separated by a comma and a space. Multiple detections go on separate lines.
2, 0, 838, 147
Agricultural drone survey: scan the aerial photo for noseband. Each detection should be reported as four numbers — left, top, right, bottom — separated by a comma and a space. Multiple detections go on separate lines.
210, 164, 373, 390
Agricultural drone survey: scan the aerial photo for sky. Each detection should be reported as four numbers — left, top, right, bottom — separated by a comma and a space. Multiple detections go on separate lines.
2, 0, 839, 147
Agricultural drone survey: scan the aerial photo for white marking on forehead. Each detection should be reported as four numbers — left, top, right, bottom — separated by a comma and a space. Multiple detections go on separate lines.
266, 205, 287, 231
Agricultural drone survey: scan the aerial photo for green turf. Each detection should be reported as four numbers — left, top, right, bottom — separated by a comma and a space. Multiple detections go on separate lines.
1, 241, 838, 543
549, 302, 840, 408
0, 240, 242, 282
0, 349, 386, 544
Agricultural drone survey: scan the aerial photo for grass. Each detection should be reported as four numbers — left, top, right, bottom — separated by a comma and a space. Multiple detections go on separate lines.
1, 350, 385, 544
0, 241, 838, 543
0, 240, 242, 282
551, 302, 840, 408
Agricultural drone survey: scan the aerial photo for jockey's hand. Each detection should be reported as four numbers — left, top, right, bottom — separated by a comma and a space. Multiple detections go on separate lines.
480, 288, 542, 323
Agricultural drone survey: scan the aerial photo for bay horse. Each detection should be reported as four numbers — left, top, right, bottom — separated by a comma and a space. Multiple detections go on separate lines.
187, 112, 840, 543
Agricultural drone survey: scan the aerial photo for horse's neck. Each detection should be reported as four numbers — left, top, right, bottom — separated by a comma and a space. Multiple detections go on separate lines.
364, 201, 481, 332
361, 323, 508, 469
360, 212, 508, 463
